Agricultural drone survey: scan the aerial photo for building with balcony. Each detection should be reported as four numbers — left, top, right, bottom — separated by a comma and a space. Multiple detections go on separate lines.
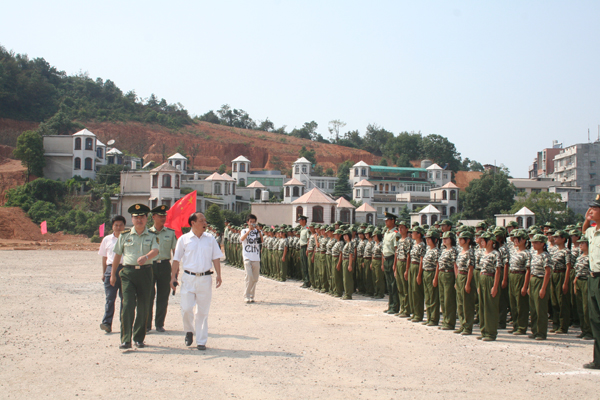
528, 140, 562, 179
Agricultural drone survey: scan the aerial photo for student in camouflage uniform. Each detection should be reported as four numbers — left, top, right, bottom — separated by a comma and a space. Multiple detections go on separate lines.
570, 229, 582, 327
371, 229, 385, 299
363, 228, 375, 297
436, 231, 457, 330
493, 227, 510, 330
407, 226, 426, 322
477, 232, 503, 341
307, 224, 317, 289
421, 230, 440, 326
394, 221, 412, 317
356, 229, 367, 294
278, 229, 289, 281
527, 234, 552, 340
331, 230, 345, 298
341, 231, 355, 300
573, 237, 593, 340
455, 231, 476, 335
550, 230, 572, 334
325, 227, 336, 294
473, 230, 485, 324
507, 229, 531, 335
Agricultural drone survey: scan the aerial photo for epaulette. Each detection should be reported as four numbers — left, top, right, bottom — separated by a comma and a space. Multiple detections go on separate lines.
165, 227, 175, 232
148, 230, 157, 234
122, 229, 131, 234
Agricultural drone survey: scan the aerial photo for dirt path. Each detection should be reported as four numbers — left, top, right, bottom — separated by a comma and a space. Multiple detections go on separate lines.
0, 251, 598, 399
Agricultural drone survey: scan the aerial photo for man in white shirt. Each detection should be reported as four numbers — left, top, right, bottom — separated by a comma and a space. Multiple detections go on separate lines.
170, 212, 223, 350
240, 214, 263, 303
98, 215, 126, 333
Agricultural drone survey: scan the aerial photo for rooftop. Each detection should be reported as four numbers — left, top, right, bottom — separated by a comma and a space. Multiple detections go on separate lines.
335, 197, 355, 209
168, 152, 187, 160
232, 155, 251, 163
284, 178, 305, 186
150, 162, 181, 174
292, 187, 336, 204
72, 128, 96, 137
355, 203, 376, 212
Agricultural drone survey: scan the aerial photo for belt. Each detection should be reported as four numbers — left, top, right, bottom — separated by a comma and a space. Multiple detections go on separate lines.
481, 272, 495, 277
319, 251, 326, 254
510, 270, 526, 274
591, 272, 600, 278
124, 264, 151, 269
440, 269, 454, 273
184, 270, 213, 277
458, 270, 468, 275
154, 259, 171, 264
411, 261, 420, 265
553, 269, 567, 273
577, 277, 588, 281
342, 257, 349, 260
384, 255, 394, 260
301, 245, 307, 248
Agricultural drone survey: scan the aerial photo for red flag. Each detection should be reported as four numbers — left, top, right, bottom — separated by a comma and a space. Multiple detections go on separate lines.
99, 223, 105, 237
165, 191, 197, 238
41, 221, 47, 234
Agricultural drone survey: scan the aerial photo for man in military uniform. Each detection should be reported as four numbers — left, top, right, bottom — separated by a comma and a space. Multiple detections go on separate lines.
298, 216, 310, 288
382, 212, 399, 314
146, 205, 177, 333
394, 221, 412, 317
583, 196, 600, 368
111, 204, 159, 349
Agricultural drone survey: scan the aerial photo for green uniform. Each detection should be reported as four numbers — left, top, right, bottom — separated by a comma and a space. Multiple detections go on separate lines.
438, 247, 457, 329
147, 226, 176, 331
422, 247, 440, 325
363, 240, 374, 296
307, 234, 316, 288
356, 239, 367, 294
585, 225, 600, 365
456, 248, 475, 334
479, 250, 502, 340
409, 241, 426, 321
529, 251, 551, 339
114, 228, 159, 344
331, 240, 344, 297
550, 248, 571, 332
498, 244, 510, 329
299, 227, 310, 286
395, 236, 412, 315
508, 249, 531, 334
342, 241, 354, 299
574, 254, 592, 338
372, 241, 385, 299
382, 229, 398, 312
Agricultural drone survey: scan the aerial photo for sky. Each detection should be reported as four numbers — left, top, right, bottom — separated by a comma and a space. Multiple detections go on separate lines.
3, 1, 600, 176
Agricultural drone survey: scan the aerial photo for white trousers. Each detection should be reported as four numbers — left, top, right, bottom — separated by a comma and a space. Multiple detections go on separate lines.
180, 273, 212, 345
244, 259, 261, 300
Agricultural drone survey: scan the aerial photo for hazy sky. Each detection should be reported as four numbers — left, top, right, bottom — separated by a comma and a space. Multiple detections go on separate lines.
3, 1, 600, 176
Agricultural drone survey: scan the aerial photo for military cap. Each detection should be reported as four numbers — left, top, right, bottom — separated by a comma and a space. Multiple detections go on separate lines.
545, 228, 555, 235
309, 222, 316, 227
151, 204, 169, 215
128, 203, 151, 216
576, 222, 583, 229
441, 231, 455, 239
424, 230, 440, 239
433, 221, 441, 226
475, 221, 487, 229
458, 231, 473, 239
412, 222, 420, 227
334, 229, 344, 235
441, 219, 452, 226
530, 234, 547, 243
493, 227, 507, 237
590, 193, 600, 208
384, 212, 397, 221
296, 215, 308, 221
552, 230, 569, 239
480, 231, 495, 241
565, 225, 575, 231
372, 228, 382, 235
358, 228, 365, 234
529, 229, 543, 236
422, 224, 430, 230
542, 221, 554, 228
578, 237, 589, 244
326, 226, 334, 232
335, 220, 343, 225
569, 229, 582, 237
507, 221, 519, 228
397, 220, 409, 228
412, 226, 426, 236
365, 227, 373, 234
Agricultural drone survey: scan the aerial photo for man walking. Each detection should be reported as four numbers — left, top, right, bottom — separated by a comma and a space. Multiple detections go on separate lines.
99, 215, 126, 333
170, 212, 223, 350
240, 214, 262, 303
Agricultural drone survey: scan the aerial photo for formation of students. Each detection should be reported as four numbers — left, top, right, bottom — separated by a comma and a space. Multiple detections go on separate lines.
221, 213, 593, 342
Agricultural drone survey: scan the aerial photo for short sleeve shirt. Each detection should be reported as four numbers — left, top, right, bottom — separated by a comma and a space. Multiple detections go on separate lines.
396, 236, 412, 260
114, 228, 159, 266
575, 254, 590, 279
480, 250, 502, 275
422, 247, 440, 271
456, 248, 475, 273
241, 228, 261, 262
299, 227, 310, 246
342, 242, 353, 258
530, 251, 551, 278
98, 233, 118, 266
372, 242, 383, 258
509, 250, 531, 273
551, 248, 571, 272
438, 248, 457, 271
409, 241, 427, 263
382, 229, 397, 257
332, 241, 344, 257
363, 241, 374, 258
173, 231, 224, 273
149, 226, 177, 260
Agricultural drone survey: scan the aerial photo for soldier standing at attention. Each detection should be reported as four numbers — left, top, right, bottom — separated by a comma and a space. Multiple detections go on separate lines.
406, 226, 426, 323
371, 229, 385, 299
455, 231, 475, 335
507, 230, 531, 336
147, 205, 177, 333
363, 228, 375, 297
356, 229, 367, 295
382, 213, 399, 314
99, 215, 126, 333
435, 231, 458, 330
527, 234, 552, 341
298, 216, 311, 288
110, 204, 159, 349
341, 231, 355, 300
422, 230, 441, 326
573, 237, 592, 340
549, 230, 572, 334
582, 199, 600, 368
393, 221, 412, 318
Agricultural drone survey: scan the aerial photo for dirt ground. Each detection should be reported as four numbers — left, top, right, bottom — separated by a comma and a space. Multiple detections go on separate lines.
1, 250, 598, 399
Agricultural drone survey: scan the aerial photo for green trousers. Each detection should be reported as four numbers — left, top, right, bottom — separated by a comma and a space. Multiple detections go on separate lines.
473, 270, 480, 321
587, 276, 600, 365
423, 270, 439, 324
334, 255, 344, 297
439, 271, 457, 329
551, 271, 570, 331
119, 266, 153, 344
364, 259, 374, 296
372, 258, 385, 298
529, 276, 549, 339
328, 255, 336, 294
499, 276, 510, 328
321, 253, 330, 293
479, 274, 500, 339
280, 251, 288, 281
308, 251, 315, 287
456, 273, 475, 333
300, 246, 309, 286
508, 273, 529, 334
342, 259, 354, 299
384, 256, 398, 312
357, 257, 365, 293
314, 253, 322, 290
147, 260, 171, 330
575, 278, 591, 337
409, 263, 424, 321
570, 270, 579, 325
395, 260, 410, 315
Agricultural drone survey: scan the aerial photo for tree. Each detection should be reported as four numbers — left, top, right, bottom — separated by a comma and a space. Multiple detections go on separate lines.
13, 130, 45, 180
333, 160, 353, 199
421, 134, 462, 172
379, 158, 388, 166
218, 164, 226, 174
461, 170, 516, 221
399, 205, 411, 221
95, 164, 124, 185
299, 146, 316, 165
325, 167, 334, 176
362, 124, 394, 156
205, 204, 225, 232
384, 131, 423, 163
198, 110, 220, 124
461, 158, 484, 172
258, 118, 275, 132
511, 192, 582, 228
37, 110, 85, 136
328, 119, 346, 142
290, 121, 319, 140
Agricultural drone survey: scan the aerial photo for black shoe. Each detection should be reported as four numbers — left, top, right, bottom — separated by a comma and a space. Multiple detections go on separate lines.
119, 342, 132, 349
100, 323, 111, 333
197, 344, 206, 350
185, 332, 193, 346
146, 327, 151, 333
156, 327, 166, 333
134, 341, 145, 348
583, 362, 600, 369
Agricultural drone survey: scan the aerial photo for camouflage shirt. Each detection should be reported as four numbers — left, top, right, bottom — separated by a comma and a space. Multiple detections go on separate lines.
422, 247, 440, 272
409, 241, 427, 263
307, 234, 316, 251
438, 248, 457, 271
372, 241, 383, 258
396, 236, 412, 260
456, 248, 475, 273
509, 250, 531, 273
331, 240, 344, 257
480, 250, 502, 275
326, 237, 336, 255
363, 240, 374, 258
342, 241, 354, 258
551, 248, 571, 271
575, 254, 590, 279
530, 251, 551, 278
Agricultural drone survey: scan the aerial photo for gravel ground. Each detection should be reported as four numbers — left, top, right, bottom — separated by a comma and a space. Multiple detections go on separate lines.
1, 250, 599, 399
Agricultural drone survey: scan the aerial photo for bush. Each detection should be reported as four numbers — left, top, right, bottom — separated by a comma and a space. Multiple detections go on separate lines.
90, 235, 102, 243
